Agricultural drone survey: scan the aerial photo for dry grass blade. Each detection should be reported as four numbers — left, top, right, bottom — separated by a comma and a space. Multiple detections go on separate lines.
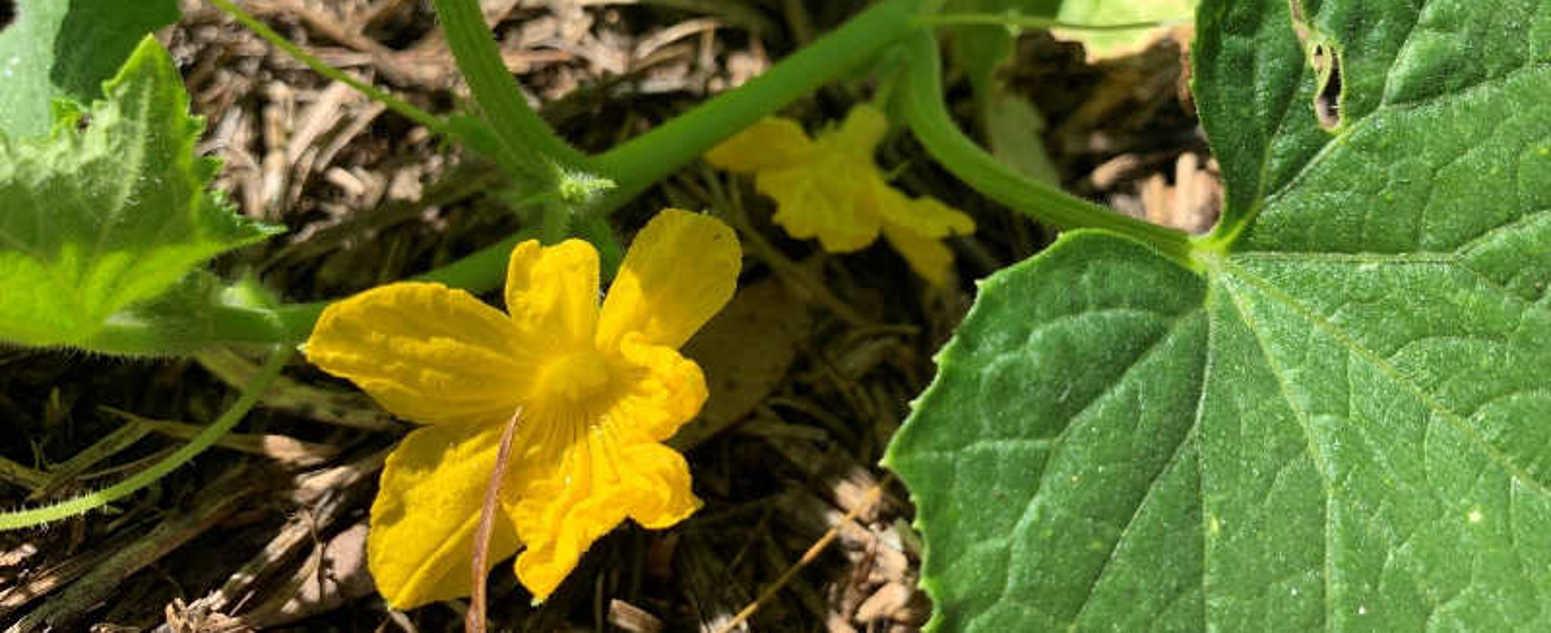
178, 449, 388, 626
194, 349, 401, 432
28, 415, 152, 501
467, 407, 523, 633
0, 456, 48, 491
3, 466, 264, 632
102, 406, 339, 468
710, 474, 893, 633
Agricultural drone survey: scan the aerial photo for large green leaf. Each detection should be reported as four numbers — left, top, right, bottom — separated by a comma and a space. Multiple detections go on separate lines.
885, 0, 1551, 631
0, 0, 179, 138
0, 36, 277, 349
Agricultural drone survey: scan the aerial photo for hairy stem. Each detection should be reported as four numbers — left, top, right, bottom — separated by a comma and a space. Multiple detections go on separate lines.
431, 0, 589, 183
0, 347, 291, 529
163, 0, 934, 350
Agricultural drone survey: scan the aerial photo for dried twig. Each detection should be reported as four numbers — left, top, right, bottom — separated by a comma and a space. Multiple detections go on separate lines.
709, 474, 894, 633
467, 407, 523, 633
3, 466, 264, 632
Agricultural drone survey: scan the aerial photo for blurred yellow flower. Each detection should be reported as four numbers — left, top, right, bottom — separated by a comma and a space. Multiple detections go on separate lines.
705, 104, 974, 285
304, 210, 740, 607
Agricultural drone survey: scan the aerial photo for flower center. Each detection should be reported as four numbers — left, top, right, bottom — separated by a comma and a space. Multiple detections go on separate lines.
536, 349, 611, 402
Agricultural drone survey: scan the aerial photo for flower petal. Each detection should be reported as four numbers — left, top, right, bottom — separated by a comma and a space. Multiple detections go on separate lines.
504, 239, 600, 349
597, 209, 740, 350
369, 423, 522, 609
306, 282, 530, 426
755, 166, 882, 252
610, 333, 708, 443
876, 190, 976, 239
503, 422, 701, 600
493, 333, 706, 600
881, 221, 958, 286
614, 442, 700, 528
703, 116, 814, 172
829, 104, 889, 157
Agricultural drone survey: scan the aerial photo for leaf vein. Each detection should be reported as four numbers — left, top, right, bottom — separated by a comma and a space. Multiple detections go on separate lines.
1220, 259, 1551, 498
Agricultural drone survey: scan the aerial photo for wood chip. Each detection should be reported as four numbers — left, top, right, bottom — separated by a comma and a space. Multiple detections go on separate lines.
1140, 152, 1220, 233
607, 599, 663, 633
824, 612, 859, 633
232, 521, 375, 629
140, 418, 339, 467
180, 450, 385, 621
853, 582, 914, 624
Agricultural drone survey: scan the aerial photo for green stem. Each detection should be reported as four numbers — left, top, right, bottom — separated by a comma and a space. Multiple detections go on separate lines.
204, 0, 448, 136
87, 305, 289, 356
591, 0, 928, 209
540, 204, 569, 244
896, 31, 1191, 260
273, 302, 327, 342
87, 224, 544, 353
431, 0, 589, 182
143, 0, 932, 351
273, 0, 932, 339
917, 13, 1184, 31
410, 227, 539, 286
0, 347, 291, 530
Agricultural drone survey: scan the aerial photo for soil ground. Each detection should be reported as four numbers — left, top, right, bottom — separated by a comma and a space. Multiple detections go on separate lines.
0, 1, 1212, 631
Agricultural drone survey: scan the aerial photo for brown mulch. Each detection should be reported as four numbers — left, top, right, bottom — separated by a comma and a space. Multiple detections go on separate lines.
0, 1, 1211, 631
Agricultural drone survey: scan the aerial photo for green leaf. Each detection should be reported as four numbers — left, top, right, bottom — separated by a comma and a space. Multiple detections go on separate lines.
0, 36, 277, 350
886, 0, 1551, 631
984, 92, 1060, 185
1049, 0, 1196, 61
942, 0, 1060, 122
0, 0, 179, 138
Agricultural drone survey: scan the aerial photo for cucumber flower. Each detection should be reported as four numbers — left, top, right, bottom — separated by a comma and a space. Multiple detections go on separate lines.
304, 210, 740, 607
705, 104, 974, 285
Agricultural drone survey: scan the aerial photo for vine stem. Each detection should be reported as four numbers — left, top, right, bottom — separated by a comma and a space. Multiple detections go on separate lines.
431, 0, 590, 183
591, 0, 928, 207
916, 13, 1186, 31
0, 347, 292, 529
131, 0, 934, 352
123, 0, 1191, 351
895, 30, 1193, 261
204, 0, 448, 136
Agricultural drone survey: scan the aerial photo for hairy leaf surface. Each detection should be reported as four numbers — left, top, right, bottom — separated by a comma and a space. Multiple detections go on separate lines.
0, 37, 276, 348
886, 0, 1551, 631
0, 0, 179, 138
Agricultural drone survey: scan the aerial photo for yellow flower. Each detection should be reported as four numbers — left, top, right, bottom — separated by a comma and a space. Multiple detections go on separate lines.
303, 210, 740, 608
705, 104, 975, 285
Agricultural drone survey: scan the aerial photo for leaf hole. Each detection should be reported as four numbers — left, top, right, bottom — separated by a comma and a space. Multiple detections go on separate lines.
1310, 42, 1343, 131
0, 0, 13, 32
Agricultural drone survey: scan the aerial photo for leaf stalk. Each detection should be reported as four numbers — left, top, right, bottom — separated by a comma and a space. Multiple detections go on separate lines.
895, 31, 1193, 262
